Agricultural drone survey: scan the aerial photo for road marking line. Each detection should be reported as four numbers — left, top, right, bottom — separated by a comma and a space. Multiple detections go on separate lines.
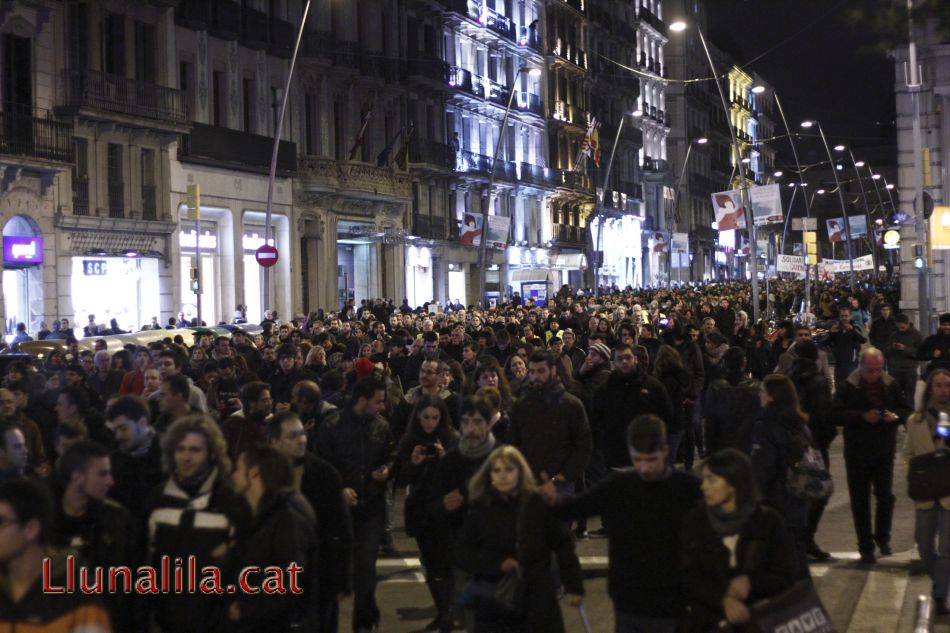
845, 569, 908, 633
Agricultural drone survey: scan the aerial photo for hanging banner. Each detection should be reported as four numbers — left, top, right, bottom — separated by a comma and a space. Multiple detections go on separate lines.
652, 232, 668, 253
460, 213, 482, 246
826, 216, 868, 242
711, 189, 747, 230
818, 254, 874, 275
776, 254, 806, 277
672, 232, 689, 252
749, 184, 783, 226
483, 215, 511, 250
792, 217, 818, 231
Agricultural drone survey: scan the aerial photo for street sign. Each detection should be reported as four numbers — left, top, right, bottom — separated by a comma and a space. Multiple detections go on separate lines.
255, 244, 279, 268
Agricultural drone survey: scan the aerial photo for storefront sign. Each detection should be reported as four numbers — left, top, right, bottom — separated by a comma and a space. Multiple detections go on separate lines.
2, 236, 43, 264
82, 260, 108, 276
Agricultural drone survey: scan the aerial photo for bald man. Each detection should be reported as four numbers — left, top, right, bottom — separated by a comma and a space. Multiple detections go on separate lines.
831, 347, 911, 564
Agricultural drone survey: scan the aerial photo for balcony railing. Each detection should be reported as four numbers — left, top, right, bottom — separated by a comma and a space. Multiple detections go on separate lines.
515, 92, 543, 117
448, 66, 481, 97
303, 29, 333, 59
551, 39, 588, 69
558, 170, 591, 191
180, 122, 297, 175
518, 27, 542, 53
64, 69, 188, 124
552, 100, 589, 126
73, 178, 90, 216
485, 7, 516, 42
269, 18, 294, 58
142, 184, 157, 220
209, 0, 241, 39
241, 7, 269, 49
552, 224, 584, 245
412, 214, 447, 240
638, 4, 668, 36
333, 41, 360, 69
520, 162, 559, 188
0, 110, 73, 162
408, 138, 455, 170
407, 58, 449, 84
107, 181, 124, 218
483, 77, 511, 108
298, 157, 412, 199
359, 52, 385, 78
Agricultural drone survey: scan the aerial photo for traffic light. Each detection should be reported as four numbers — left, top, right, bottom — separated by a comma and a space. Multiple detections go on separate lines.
190, 266, 200, 293
186, 184, 201, 220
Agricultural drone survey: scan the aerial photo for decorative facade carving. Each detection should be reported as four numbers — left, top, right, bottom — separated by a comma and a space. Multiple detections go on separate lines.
299, 158, 412, 200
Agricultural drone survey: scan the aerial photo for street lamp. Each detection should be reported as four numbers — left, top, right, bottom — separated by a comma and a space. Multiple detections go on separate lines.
671, 20, 761, 322
591, 108, 643, 298
801, 119, 856, 292
667, 136, 708, 286
262, 0, 312, 320
835, 144, 878, 271
477, 64, 542, 307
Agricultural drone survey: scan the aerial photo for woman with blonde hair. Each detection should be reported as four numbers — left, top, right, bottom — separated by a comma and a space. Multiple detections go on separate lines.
455, 445, 583, 632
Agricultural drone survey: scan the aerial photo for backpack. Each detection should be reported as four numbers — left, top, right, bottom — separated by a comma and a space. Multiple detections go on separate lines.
785, 425, 834, 501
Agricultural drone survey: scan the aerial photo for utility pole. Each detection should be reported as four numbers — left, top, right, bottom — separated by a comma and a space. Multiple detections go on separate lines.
907, 0, 932, 334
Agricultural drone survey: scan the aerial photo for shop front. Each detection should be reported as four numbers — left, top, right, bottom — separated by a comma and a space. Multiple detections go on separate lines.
592, 215, 643, 289
405, 245, 434, 309
337, 221, 381, 308
2, 215, 44, 338
179, 223, 220, 325
71, 256, 160, 332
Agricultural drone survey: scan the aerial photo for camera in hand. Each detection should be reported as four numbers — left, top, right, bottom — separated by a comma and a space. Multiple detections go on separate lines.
423, 443, 438, 456
937, 412, 950, 440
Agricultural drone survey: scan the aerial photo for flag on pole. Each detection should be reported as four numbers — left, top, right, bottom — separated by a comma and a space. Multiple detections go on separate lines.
349, 109, 372, 161
579, 117, 601, 168
376, 126, 404, 167
393, 123, 415, 170
571, 116, 597, 172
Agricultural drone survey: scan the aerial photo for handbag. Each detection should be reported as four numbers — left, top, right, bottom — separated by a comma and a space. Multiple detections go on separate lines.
907, 449, 950, 501
748, 580, 837, 633
785, 426, 834, 501
458, 503, 526, 618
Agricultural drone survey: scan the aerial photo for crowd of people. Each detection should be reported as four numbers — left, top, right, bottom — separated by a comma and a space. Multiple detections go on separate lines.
1, 273, 949, 633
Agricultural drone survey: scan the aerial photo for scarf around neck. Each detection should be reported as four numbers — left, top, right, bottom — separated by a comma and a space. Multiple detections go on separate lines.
706, 500, 756, 537
458, 433, 496, 460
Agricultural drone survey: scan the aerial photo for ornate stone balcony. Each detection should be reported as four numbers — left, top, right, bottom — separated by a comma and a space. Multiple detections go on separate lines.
298, 157, 412, 200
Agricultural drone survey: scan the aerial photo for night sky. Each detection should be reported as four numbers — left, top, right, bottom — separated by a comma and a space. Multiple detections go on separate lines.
704, 0, 897, 169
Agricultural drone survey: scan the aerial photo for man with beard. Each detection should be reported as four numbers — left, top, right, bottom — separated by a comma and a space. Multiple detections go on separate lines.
540, 415, 701, 633
107, 395, 163, 525
316, 377, 394, 633
227, 445, 318, 633
509, 351, 591, 494
426, 396, 498, 631
50, 440, 137, 631
145, 415, 238, 633
269, 411, 352, 633
593, 344, 673, 470
221, 381, 274, 462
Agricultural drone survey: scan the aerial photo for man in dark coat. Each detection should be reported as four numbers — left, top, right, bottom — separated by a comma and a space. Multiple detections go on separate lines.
268, 411, 353, 633
227, 445, 319, 633
316, 377, 394, 633
509, 351, 592, 491
820, 306, 867, 387
918, 312, 950, 379
832, 347, 910, 564
540, 414, 701, 633
592, 344, 673, 469
106, 395, 163, 526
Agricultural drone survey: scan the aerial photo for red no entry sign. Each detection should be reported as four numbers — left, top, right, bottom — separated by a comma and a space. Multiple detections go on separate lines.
255, 244, 279, 268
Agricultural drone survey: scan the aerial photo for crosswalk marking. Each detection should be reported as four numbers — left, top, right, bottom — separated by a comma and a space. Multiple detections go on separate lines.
846, 570, 909, 633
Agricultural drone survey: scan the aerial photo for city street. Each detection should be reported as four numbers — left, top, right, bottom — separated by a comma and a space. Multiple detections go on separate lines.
341, 432, 950, 633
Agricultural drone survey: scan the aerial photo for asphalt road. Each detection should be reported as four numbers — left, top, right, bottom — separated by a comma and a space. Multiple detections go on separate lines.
340, 431, 950, 633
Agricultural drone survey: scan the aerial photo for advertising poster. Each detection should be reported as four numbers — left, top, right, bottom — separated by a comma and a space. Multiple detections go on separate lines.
749, 184, 783, 226
826, 216, 868, 242
710, 189, 747, 230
